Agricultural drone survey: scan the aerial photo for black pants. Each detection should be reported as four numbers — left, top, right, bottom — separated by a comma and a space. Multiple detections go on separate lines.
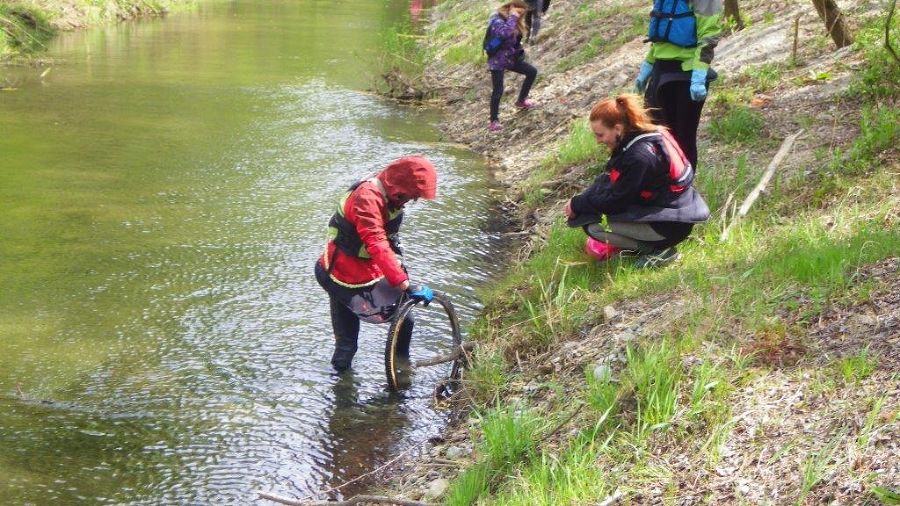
644, 62, 705, 169
315, 262, 414, 372
490, 60, 538, 122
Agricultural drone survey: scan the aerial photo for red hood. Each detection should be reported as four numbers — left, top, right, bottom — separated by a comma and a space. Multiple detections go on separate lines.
376, 156, 437, 205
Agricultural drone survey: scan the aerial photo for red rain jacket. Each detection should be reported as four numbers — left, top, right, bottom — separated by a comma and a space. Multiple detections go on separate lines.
318, 156, 437, 288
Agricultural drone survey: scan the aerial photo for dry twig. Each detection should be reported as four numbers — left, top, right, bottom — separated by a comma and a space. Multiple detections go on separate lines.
413, 342, 475, 368
720, 130, 804, 242
258, 492, 433, 506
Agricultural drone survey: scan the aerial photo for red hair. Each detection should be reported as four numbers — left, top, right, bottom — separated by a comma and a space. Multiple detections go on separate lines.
589, 94, 658, 134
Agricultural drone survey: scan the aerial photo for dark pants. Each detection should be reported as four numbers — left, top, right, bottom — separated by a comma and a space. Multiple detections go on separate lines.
524, 0, 543, 41
490, 60, 538, 122
585, 221, 693, 252
315, 262, 414, 372
644, 62, 705, 169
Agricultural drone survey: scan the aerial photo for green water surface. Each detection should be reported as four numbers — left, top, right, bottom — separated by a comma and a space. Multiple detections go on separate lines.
0, 1, 500, 502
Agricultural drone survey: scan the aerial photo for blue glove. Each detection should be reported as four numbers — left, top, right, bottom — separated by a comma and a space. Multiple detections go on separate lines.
407, 284, 434, 305
690, 68, 708, 102
634, 61, 653, 93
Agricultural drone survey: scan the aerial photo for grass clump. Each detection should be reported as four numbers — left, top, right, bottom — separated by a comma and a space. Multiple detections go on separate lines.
707, 105, 765, 144
0, 3, 55, 57
625, 340, 681, 437
491, 436, 615, 505
447, 404, 543, 505
432, 2, 491, 67
835, 347, 878, 383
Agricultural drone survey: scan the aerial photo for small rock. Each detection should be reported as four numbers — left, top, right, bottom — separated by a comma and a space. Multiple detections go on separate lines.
613, 330, 636, 343
592, 363, 612, 382
603, 305, 619, 322
423, 478, 450, 500
445, 446, 467, 460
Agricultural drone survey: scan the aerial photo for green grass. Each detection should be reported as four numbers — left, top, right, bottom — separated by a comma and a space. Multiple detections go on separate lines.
378, 21, 430, 79
555, 13, 644, 73
0, 3, 55, 57
480, 404, 542, 467
490, 436, 616, 505
585, 363, 619, 421
446, 460, 491, 506
856, 394, 888, 450
522, 119, 604, 208
625, 340, 681, 437
849, 9, 900, 100
707, 105, 765, 144
835, 347, 878, 383
742, 62, 784, 92
432, 2, 491, 67
798, 429, 845, 504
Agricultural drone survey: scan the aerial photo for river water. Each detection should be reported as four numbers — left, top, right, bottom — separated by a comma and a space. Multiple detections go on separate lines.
0, 1, 501, 503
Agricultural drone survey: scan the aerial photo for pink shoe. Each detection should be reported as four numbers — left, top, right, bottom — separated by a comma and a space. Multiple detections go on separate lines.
585, 237, 621, 261
488, 120, 503, 131
515, 99, 536, 110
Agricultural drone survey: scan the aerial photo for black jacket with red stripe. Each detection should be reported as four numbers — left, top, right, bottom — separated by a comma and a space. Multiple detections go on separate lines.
569, 130, 709, 224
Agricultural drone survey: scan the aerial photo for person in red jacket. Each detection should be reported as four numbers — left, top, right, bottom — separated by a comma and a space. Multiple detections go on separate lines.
314, 156, 438, 373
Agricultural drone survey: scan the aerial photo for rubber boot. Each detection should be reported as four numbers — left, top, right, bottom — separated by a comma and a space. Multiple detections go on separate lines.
331, 334, 358, 373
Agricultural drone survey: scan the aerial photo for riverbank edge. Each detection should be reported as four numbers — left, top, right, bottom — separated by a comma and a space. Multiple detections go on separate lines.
366, 1, 899, 504
0, 0, 193, 63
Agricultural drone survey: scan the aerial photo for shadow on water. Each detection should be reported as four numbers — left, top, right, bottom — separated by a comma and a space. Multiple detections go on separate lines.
320, 371, 414, 500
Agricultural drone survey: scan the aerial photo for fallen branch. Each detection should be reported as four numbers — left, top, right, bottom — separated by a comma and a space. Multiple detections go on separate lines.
720, 130, 803, 242
413, 342, 475, 368
258, 492, 433, 506
887, 0, 899, 65
272, 443, 421, 504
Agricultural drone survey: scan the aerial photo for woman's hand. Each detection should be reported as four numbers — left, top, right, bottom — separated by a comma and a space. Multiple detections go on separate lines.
398, 280, 410, 291
564, 199, 574, 219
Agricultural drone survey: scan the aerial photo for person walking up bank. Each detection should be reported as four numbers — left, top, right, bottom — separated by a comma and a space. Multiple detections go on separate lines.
485, 0, 538, 132
524, 0, 550, 42
564, 95, 709, 268
633, 0, 722, 168
314, 156, 437, 373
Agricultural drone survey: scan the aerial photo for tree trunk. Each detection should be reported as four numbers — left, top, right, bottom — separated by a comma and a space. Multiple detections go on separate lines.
811, 0, 853, 48
723, 0, 744, 30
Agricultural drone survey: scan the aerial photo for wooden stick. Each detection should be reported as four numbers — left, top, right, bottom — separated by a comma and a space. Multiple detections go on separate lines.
258, 492, 434, 506
720, 130, 803, 242
288, 444, 420, 502
413, 342, 475, 368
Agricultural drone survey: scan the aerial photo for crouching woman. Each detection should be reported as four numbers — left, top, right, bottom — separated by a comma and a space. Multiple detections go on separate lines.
564, 94, 709, 268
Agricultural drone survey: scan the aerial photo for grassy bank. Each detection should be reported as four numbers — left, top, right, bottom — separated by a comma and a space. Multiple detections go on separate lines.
0, 0, 190, 61
382, 1, 899, 503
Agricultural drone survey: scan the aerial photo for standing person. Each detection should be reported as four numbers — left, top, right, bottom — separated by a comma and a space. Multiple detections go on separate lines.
486, 1, 538, 132
314, 156, 437, 373
564, 95, 709, 268
633, 0, 722, 169
524, 0, 550, 42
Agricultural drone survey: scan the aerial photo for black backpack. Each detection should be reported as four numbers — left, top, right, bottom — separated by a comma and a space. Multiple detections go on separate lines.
482, 15, 503, 56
